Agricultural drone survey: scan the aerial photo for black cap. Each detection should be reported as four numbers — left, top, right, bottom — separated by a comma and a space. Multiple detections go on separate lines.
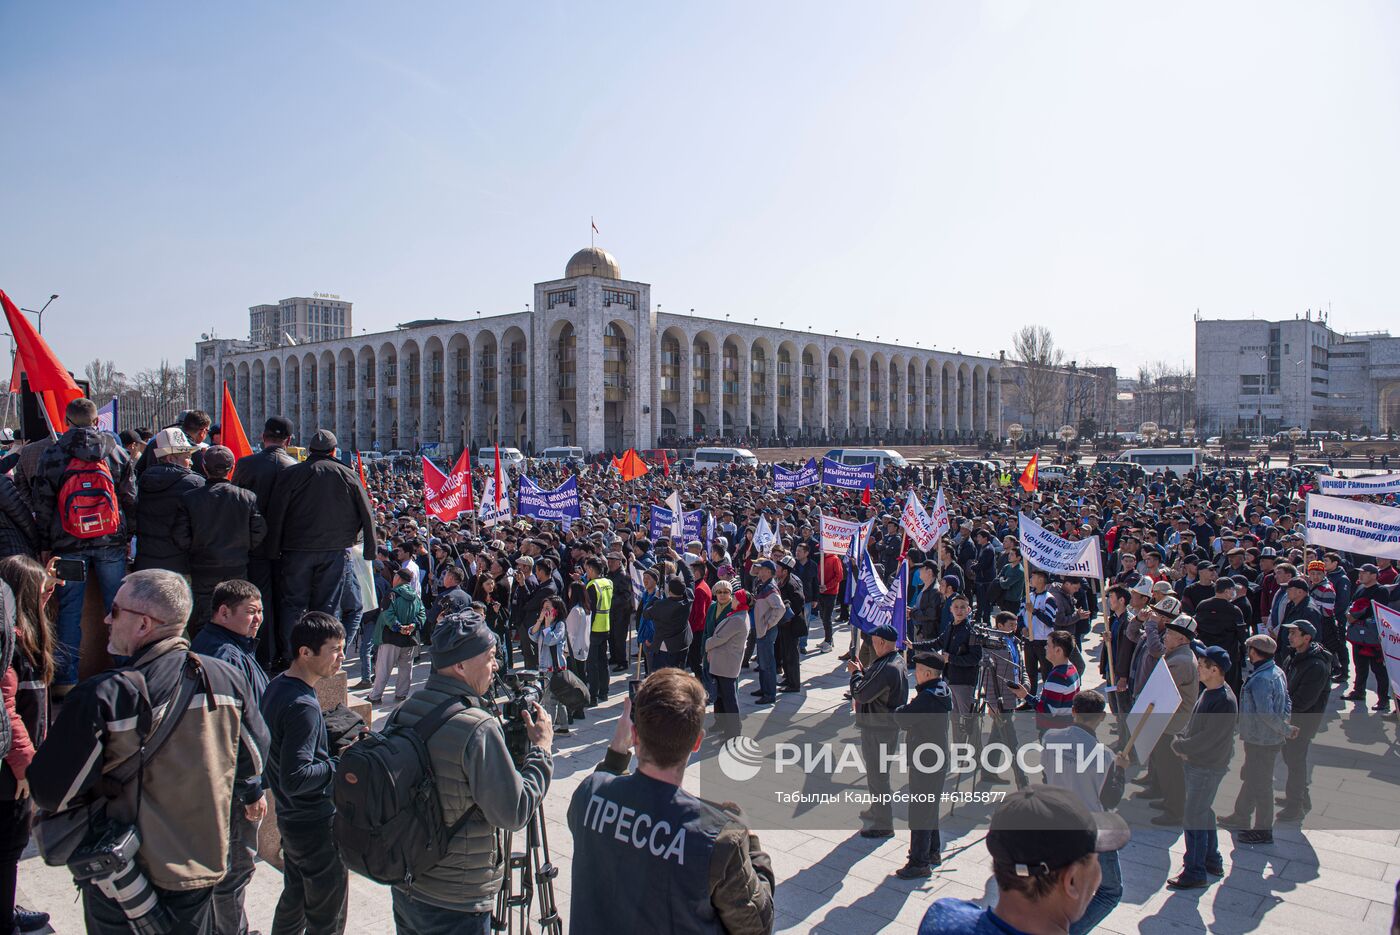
118, 429, 142, 446
1360, 563, 1380, 575
1286, 577, 1310, 592
308, 429, 337, 453
1282, 619, 1318, 637
870, 624, 899, 642
264, 416, 294, 438
986, 786, 1130, 876
911, 651, 945, 671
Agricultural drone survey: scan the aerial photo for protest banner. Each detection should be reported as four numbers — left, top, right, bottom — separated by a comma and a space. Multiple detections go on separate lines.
820, 458, 875, 492
1017, 512, 1103, 579
819, 515, 862, 555
1125, 656, 1183, 761
1304, 493, 1400, 561
423, 451, 474, 521
774, 458, 820, 492
649, 505, 706, 543
850, 552, 908, 646
518, 475, 582, 524
1372, 602, 1400, 698
1317, 473, 1400, 498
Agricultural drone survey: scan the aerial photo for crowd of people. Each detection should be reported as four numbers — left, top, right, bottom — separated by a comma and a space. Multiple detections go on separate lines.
3, 394, 1398, 934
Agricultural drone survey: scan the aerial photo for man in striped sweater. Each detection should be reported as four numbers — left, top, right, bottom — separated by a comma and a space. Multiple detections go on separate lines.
1010, 630, 1080, 734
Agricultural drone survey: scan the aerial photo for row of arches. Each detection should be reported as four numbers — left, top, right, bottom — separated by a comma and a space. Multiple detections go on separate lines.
205, 326, 532, 453
201, 319, 1001, 453
652, 326, 1000, 441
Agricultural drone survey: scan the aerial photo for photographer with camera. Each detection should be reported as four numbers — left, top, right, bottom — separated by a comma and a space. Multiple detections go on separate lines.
29, 569, 269, 933
567, 669, 775, 934
385, 611, 553, 933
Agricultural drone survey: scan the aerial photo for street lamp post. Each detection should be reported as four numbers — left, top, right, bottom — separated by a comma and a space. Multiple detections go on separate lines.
18, 294, 59, 334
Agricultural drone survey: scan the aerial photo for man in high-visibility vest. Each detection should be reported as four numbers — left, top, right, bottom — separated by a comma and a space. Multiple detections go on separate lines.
584, 557, 614, 704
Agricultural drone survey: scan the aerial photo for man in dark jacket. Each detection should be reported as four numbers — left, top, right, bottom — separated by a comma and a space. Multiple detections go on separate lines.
135, 408, 211, 478
134, 428, 206, 575
175, 446, 267, 634
911, 561, 944, 641
1278, 620, 1333, 821
775, 555, 806, 692
32, 396, 137, 689
605, 551, 635, 672
1193, 579, 1249, 692
848, 624, 908, 838
231, 416, 297, 667
264, 430, 375, 667
190, 579, 269, 935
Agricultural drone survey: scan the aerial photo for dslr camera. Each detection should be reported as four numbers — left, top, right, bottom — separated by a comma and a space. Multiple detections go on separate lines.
69, 821, 175, 934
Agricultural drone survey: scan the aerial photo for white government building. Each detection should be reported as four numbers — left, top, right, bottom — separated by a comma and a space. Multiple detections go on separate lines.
192, 247, 1006, 454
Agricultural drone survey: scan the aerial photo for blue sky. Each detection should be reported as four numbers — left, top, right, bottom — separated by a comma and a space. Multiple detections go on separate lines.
2, 1, 1397, 378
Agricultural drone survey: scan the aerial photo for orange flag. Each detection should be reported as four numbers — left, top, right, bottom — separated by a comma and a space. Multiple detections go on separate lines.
1, 288, 82, 434
220, 382, 254, 463
617, 448, 648, 482
660, 450, 670, 477
1018, 452, 1039, 493
356, 453, 374, 505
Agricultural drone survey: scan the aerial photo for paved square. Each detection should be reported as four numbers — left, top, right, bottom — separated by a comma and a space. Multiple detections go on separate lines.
19, 631, 1400, 933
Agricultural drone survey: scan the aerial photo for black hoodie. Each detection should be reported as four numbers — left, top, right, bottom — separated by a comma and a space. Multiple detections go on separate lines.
32, 425, 137, 554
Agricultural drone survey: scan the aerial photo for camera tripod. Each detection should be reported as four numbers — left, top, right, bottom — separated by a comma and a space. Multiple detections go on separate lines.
492, 806, 561, 935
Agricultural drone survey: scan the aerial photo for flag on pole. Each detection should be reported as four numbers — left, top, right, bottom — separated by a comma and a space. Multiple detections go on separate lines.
356, 453, 373, 504
220, 382, 254, 463
665, 490, 684, 540
753, 516, 776, 557
613, 448, 648, 482
660, 450, 670, 477
96, 397, 118, 434
0, 288, 82, 435
423, 449, 474, 520
1018, 452, 1039, 493
591, 218, 600, 235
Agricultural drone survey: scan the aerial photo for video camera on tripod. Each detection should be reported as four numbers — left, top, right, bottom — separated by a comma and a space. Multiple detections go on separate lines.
494, 669, 546, 768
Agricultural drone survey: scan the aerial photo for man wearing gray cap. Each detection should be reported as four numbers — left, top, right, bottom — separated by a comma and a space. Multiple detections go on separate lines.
266, 429, 376, 669
386, 611, 553, 931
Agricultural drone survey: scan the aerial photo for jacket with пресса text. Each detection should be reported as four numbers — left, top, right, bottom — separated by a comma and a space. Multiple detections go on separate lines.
173, 478, 266, 572
27, 638, 268, 891
264, 453, 376, 558
32, 426, 137, 554
567, 746, 775, 935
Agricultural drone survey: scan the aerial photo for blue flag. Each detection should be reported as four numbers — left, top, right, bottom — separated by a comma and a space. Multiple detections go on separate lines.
851, 552, 908, 647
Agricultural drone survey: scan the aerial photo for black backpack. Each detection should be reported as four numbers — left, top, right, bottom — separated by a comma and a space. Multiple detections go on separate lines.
332, 695, 485, 885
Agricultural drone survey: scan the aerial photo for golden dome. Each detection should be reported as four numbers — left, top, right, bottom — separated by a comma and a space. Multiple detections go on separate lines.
566, 246, 620, 280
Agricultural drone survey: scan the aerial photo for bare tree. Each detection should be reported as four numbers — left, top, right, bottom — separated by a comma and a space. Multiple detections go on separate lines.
1010, 325, 1064, 431
127, 360, 189, 430
84, 358, 127, 401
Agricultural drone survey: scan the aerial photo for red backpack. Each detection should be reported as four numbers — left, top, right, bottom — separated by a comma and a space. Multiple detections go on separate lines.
57, 455, 121, 539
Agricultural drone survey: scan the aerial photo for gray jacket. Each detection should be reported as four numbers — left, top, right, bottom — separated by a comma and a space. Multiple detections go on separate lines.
1238, 658, 1291, 746
386, 673, 552, 912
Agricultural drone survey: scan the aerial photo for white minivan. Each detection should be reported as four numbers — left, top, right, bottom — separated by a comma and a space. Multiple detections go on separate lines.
540, 446, 584, 463
823, 447, 908, 468
692, 447, 759, 470
478, 447, 527, 471
1120, 447, 1202, 475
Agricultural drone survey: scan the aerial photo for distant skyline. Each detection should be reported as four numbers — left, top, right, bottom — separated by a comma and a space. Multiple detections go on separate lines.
2, 1, 1397, 379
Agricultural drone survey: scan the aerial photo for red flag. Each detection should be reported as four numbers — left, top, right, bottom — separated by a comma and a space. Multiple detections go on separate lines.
861, 485, 872, 506
1018, 452, 1039, 493
617, 448, 648, 482
220, 382, 254, 463
660, 450, 670, 477
424, 449, 474, 520
356, 453, 374, 505
1, 288, 81, 433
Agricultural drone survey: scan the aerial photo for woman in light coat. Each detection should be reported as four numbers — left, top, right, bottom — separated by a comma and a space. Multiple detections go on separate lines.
706, 582, 749, 737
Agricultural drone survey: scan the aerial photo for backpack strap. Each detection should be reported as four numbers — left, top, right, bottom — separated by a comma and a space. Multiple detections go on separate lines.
107, 652, 206, 788
401, 693, 493, 840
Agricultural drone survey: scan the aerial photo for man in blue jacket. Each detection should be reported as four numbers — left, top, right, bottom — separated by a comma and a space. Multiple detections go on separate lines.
1218, 634, 1290, 845
191, 579, 270, 935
